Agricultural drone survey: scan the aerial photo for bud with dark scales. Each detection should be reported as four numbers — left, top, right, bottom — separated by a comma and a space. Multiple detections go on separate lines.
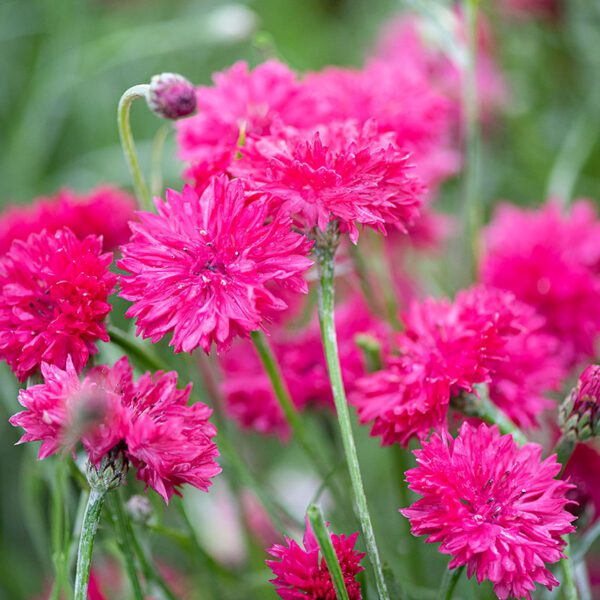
560, 365, 600, 443
147, 73, 197, 120
86, 446, 128, 494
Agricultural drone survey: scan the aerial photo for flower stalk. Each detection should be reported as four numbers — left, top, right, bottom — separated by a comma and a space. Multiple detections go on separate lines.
315, 225, 390, 600
307, 504, 351, 600
118, 84, 152, 210
439, 565, 465, 600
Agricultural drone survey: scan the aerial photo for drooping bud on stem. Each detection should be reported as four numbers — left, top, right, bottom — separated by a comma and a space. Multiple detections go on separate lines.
147, 73, 197, 120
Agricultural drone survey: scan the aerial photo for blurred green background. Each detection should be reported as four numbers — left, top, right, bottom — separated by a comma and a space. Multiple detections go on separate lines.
1, 0, 600, 598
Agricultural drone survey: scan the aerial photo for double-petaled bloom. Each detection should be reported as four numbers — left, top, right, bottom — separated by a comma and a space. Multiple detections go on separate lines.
118, 175, 313, 354
402, 423, 575, 600
10, 357, 220, 502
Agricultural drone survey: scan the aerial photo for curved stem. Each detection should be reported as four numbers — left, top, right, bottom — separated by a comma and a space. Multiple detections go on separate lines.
554, 434, 576, 476
251, 330, 339, 486
118, 84, 152, 210
316, 238, 391, 600
439, 565, 465, 600
307, 504, 350, 600
74, 488, 105, 600
108, 324, 164, 373
562, 536, 580, 600
462, 0, 482, 278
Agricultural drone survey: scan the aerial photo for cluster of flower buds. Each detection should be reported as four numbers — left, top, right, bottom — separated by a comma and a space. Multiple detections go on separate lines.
559, 365, 600, 443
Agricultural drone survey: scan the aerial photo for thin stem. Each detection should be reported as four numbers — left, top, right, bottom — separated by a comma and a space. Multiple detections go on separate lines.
74, 488, 105, 600
561, 536, 580, 600
50, 460, 69, 599
107, 494, 145, 600
118, 84, 152, 210
462, 0, 482, 278
111, 490, 178, 600
439, 565, 465, 600
250, 330, 336, 482
307, 504, 351, 600
316, 238, 391, 600
150, 123, 170, 197
108, 324, 164, 372
456, 385, 527, 445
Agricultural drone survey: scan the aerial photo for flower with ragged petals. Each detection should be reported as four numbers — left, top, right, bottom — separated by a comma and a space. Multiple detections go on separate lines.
351, 286, 564, 445
482, 200, 600, 363
233, 119, 424, 242
402, 422, 575, 600
118, 176, 313, 354
267, 521, 365, 600
0, 228, 116, 381
176, 60, 306, 190
0, 186, 136, 252
9, 357, 220, 502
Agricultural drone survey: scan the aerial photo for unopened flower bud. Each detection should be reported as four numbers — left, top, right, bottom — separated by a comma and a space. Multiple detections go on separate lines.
127, 494, 153, 524
86, 446, 128, 493
147, 73, 197, 120
559, 365, 600, 443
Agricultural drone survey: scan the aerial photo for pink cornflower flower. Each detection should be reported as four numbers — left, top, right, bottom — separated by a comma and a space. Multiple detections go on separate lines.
267, 521, 365, 600
221, 296, 386, 437
118, 176, 313, 354
176, 60, 306, 191
0, 186, 136, 252
0, 228, 116, 381
233, 119, 424, 242
352, 286, 564, 445
402, 422, 575, 600
482, 200, 600, 363
10, 357, 220, 502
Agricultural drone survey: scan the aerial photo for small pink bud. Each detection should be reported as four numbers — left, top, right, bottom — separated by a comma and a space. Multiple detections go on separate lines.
147, 73, 197, 120
560, 364, 600, 442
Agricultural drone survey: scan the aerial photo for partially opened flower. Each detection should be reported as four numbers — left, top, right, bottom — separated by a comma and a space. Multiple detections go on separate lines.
118, 176, 313, 354
482, 200, 600, 363
233, 119, 424, 242
0, 186, 136, 253
402, 423, 575, 600
9, 356, 220, 502
267, 521, 365, 600
352, 286, 564, 445
0, 228, 116, 381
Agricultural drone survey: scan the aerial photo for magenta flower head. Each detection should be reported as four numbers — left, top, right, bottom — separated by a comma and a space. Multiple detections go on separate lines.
9, 356, 220, 502
402, 423, 576, 600
560, 364, 600, 443
0, 186, 137, 253
352, 286, 564, 446
267, 521, 365, 600
118, 176, 313, 354
233, 119, 424, 243
0, 228, 116, 381
147, 73, 197, 120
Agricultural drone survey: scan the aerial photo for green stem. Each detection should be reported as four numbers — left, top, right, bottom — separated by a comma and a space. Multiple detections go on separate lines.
112, 490, 178, 600
462, 0, 482, 278
307, 504, 351, 600
250, 330, 336, 482
561, 536, 580, 600
457, 385, 527, 445
108, 324, 164, 372
315, 237, 391, 600
150, 123, 170, 197
50, 460, 69, 599
118, 84, 152, 210
107, 493, 145, 600
439, 565, 465, 600
74, 488, 105, 600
